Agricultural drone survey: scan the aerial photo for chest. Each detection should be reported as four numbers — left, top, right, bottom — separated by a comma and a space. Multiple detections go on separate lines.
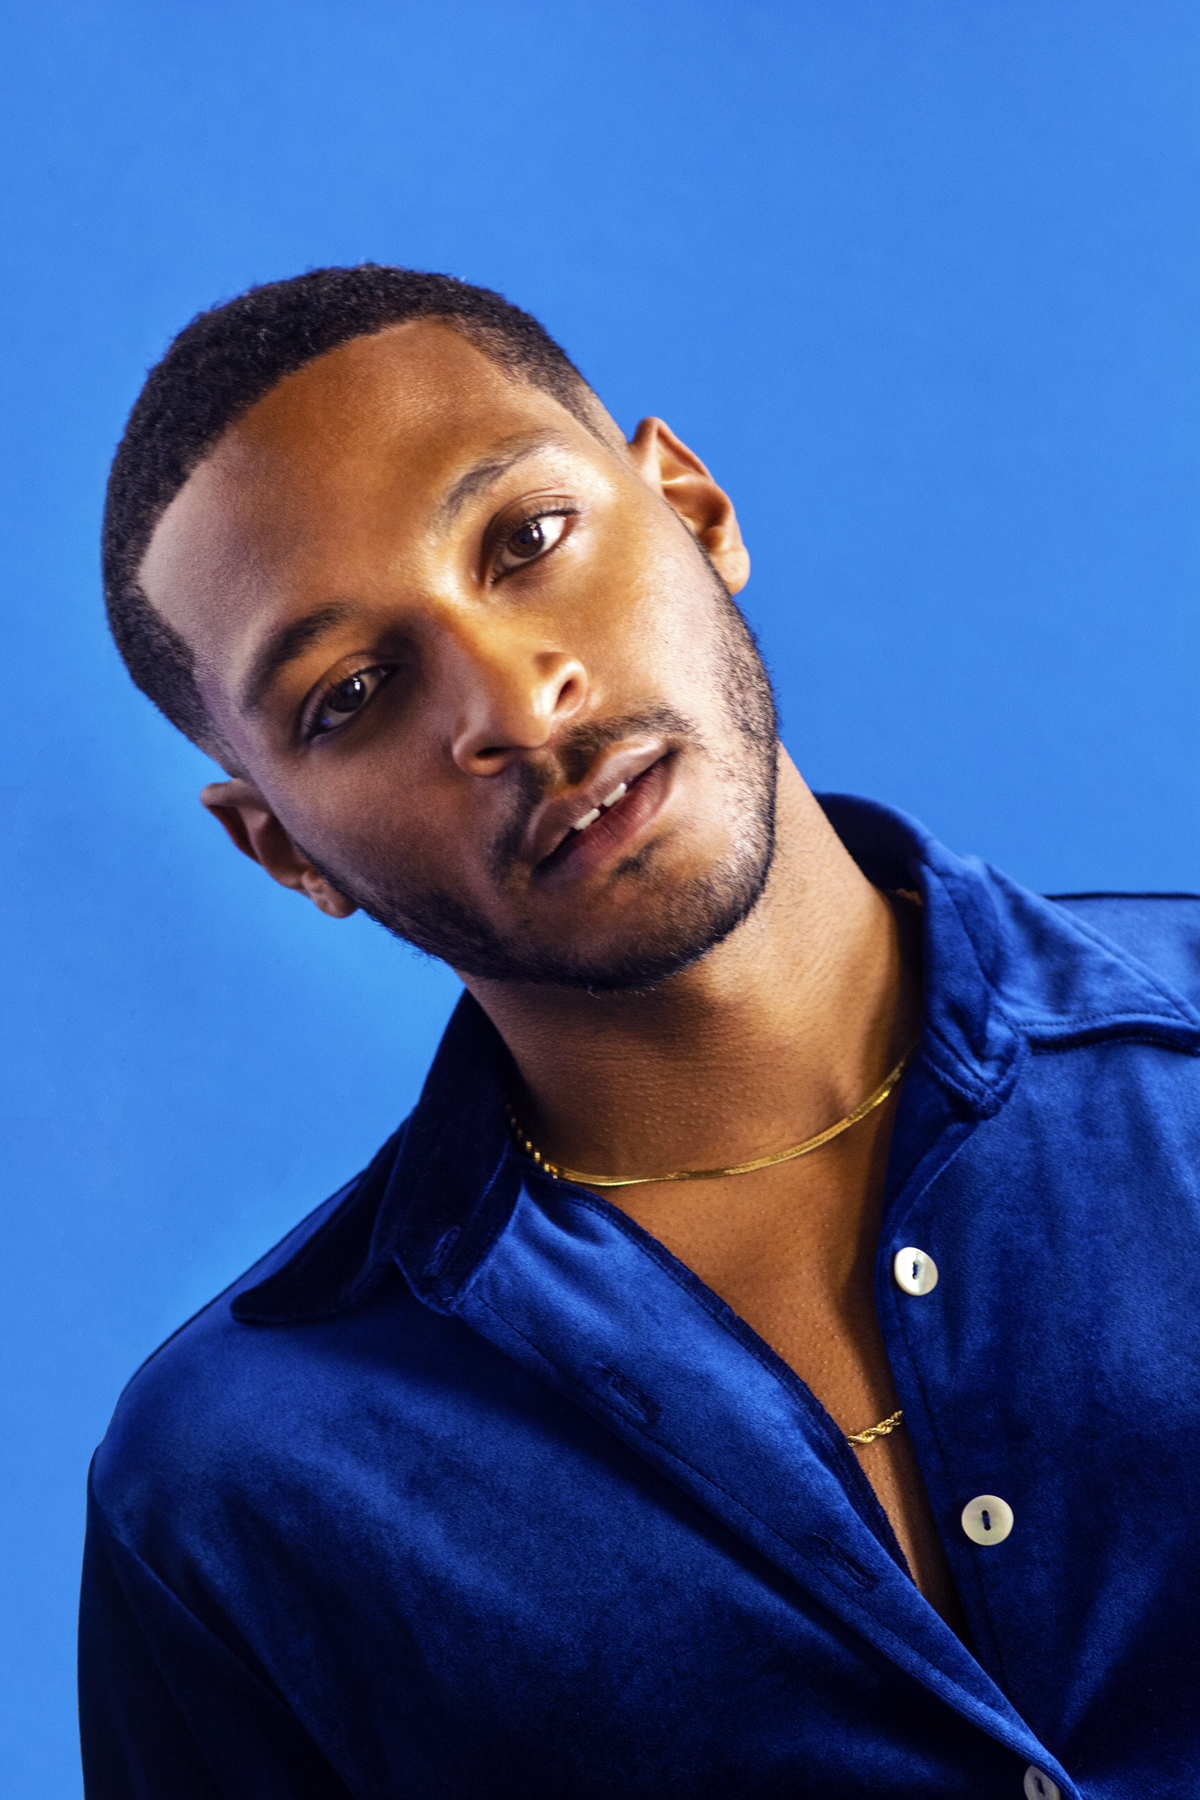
610, 1100, 967, 1618
611, 1103, 897, 1433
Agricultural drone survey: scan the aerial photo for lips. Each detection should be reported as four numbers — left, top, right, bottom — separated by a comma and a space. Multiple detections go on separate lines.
566, 781, 627, 835
525, 734, 676, 867
532, 745, 680, 885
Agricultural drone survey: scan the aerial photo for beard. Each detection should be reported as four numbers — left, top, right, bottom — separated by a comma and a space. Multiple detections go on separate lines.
303, 578, 779, 992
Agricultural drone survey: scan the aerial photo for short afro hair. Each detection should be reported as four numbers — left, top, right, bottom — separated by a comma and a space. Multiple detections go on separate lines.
103, 264, 601, 753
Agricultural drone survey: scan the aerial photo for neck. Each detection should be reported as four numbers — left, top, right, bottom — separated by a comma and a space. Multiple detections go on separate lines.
464, 754, 921, 1182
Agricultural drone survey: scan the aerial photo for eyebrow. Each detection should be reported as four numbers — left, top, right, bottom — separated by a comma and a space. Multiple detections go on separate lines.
434, 432, 575, 528
238, 601, 354, 717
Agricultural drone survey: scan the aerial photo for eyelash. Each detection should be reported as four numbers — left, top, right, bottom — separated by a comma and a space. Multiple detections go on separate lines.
304, 664, 394, 740
489, 504, 578, 582
303, 504, 579, 740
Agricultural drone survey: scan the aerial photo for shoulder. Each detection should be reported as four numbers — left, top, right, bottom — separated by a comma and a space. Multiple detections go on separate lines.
1046, 892, 1200, 1009
90, 1135, 409, 1544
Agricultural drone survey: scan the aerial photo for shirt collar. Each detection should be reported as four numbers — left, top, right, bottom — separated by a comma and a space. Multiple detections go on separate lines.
234, 793, 1200, 1327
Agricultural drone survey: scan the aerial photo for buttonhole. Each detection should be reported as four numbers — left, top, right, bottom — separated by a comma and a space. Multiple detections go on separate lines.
981, 1509, 992, 1532
797, 1534, 877, 1594
427, 1228, 461, 1276
596, 1367, 659, 1426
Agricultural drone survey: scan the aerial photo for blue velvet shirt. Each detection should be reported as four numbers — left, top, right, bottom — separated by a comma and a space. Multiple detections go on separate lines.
79, 796, 1200, 1799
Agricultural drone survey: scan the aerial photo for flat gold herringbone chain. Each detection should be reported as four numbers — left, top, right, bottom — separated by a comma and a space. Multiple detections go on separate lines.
503, 1044, 917, 1192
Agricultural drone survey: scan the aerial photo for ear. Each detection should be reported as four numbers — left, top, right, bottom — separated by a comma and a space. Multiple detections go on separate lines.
200, 777, 358, 919
626, 417, 750, 594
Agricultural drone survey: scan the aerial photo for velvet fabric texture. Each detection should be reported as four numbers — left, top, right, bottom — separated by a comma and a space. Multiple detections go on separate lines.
79, 797, 1200, 1798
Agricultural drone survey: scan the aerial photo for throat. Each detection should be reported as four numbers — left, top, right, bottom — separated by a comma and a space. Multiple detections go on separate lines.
504, 1042, 917, 1189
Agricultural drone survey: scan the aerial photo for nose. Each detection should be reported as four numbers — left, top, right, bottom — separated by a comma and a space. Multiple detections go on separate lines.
443, 622, 589, 775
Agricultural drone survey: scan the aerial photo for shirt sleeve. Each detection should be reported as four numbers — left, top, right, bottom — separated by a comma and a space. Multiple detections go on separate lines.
79, 1474, 353, 1800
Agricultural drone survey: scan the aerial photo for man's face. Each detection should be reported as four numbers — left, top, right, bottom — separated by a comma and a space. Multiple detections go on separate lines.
141, 321, 778, 990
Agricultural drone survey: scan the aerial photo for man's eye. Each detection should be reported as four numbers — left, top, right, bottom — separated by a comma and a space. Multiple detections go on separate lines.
493, 511, 572, 578
310, 666, 391, 737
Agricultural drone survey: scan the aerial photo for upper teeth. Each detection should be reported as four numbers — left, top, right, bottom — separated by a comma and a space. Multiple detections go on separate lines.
572, 783, 628, 833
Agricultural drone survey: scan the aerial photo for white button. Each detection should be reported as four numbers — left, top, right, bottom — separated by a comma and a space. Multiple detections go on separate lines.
1024, 1768, 1061, 1800
961, 1494, 1014, 1545
893, 1246, 938, 1295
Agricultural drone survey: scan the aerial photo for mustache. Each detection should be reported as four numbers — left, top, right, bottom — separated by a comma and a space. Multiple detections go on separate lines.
487, 706, 703, 883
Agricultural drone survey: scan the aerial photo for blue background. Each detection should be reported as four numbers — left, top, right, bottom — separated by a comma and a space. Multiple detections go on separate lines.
3, 2, 1198, 1789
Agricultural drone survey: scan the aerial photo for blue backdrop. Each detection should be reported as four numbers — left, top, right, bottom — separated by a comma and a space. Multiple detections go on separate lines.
4, 2, 1199, 1790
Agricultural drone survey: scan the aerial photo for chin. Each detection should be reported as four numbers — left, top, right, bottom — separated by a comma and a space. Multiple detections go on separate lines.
436, 846, 775, 992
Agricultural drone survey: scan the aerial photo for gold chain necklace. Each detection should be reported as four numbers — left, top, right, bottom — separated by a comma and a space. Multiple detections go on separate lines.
503, 1044, 917, 1191
845, 1408, 904, 1447
505, 1045, 917, 1451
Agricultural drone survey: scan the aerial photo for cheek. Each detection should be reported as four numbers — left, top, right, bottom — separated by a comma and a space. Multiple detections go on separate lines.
260, 763, 424, 882
325, 783, 440, 876
305, 755, 503, 907
582, 533, 725, 688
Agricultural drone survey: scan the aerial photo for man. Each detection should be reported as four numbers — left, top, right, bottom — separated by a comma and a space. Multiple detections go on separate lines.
80, 264, 1200, 1799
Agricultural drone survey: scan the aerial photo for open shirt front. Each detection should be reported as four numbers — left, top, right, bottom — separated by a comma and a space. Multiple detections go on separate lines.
80, 796, 1200, 1799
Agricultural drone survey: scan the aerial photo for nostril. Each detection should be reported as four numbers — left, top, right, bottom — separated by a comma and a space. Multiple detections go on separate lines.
546, 660, 586, 717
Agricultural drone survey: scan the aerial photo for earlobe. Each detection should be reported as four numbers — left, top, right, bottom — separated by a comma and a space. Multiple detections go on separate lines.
300, 874, 358, 920
199, 778, 358, 920
627, 416, 751, 594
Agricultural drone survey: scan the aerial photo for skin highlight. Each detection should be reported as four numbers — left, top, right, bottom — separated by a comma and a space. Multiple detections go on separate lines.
138, 319, 965, 1633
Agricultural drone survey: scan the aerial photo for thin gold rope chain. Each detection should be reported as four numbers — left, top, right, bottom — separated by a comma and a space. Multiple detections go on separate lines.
503, 1044, 918, 1191
844, 1408, 904, 1448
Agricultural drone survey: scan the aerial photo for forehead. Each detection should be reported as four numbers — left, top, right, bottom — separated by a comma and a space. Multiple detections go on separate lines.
139, 320, 604, 663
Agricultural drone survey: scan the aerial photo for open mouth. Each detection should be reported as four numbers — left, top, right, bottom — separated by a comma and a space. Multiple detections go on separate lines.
533, 755, 673, 886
